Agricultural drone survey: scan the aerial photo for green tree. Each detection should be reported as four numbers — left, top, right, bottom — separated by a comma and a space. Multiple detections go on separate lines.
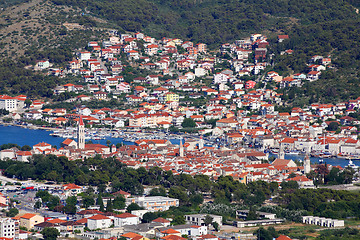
34, 201, 42, 209
204, 215, 213, 226
113, 196, 126, 210
47, 195, 60, 210
97, 194, 104, 212
97, 184, 107, 194
126, 203, 143, 212
106, 199, 113, 212
280, 180, 299, 190
255, 227, 273, 240
287, 172, 296, 179
247, 207, 258, 220
41, 227, 60, 240
212, 222, 219, 231
181, 118, 196, 128
149, 187, 167, 197
21, 145, 31, 151
171, 215, 185, 225
82, 195, 95, 209
6, 208, 19, 217
142, 212, 158, 223
66, 196, 77, 206
36, 190, 51, 203
168, 187, 188, 205
189, 194, 204, 207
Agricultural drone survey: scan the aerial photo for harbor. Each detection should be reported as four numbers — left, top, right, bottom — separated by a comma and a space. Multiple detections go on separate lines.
0, 124, 358, 168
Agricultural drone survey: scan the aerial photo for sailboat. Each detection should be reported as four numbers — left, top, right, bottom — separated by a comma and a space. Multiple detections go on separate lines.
347, 158, 359, 170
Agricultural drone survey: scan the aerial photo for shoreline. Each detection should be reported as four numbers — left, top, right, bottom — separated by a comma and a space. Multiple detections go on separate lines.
0, 120, 58, 131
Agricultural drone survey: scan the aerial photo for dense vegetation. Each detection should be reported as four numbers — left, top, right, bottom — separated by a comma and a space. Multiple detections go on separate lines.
254, 226, 360, 240
273, 19, 360, 106
276, 188, 360, 219
51, 0, 359, 46
316, 227, 360, 240
0, 154, 279, 207
0, 60, 63, 97
2, 154, 360, 221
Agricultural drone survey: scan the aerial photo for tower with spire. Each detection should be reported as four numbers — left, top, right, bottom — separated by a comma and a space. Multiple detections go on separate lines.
199, 136, 204, 150
77, 115, 85, 149
279, 144, 285, 159
179, 137, 184, 157
304, 153, 311, 174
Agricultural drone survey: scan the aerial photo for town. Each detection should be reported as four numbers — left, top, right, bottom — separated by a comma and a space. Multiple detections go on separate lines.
0, 30, 359, 240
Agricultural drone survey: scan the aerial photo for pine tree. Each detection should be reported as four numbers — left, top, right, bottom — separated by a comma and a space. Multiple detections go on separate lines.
97, 194, 105, 212
106, 199, 113, 212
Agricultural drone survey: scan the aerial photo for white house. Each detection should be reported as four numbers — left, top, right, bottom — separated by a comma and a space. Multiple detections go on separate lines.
35, 60, 50, 70
16, 151, 32, 162
114, 213, 140, 227
79, 52, 91, 61
87, 215, 112, 230
184, 214, 222, 227
195, 67, 208, 77
213, 73, 230, 84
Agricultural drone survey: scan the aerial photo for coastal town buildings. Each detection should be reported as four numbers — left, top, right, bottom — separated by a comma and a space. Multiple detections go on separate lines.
0, 30, 358, 240
0, 218, 16, 238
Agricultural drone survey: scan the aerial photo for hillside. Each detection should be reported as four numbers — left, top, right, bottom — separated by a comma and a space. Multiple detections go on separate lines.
51, 0, 359, 45
0, 0, 111, 58
50, 0, 360, 106
0, 0, 113, 97
0, 0, 359, 104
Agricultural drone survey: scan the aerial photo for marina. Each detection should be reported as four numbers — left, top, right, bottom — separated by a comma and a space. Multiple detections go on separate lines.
0, 125, 358, 168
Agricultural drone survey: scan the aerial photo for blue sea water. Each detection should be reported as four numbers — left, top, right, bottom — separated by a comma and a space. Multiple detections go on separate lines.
0, 125, 357, 168
0, 125, 134, 147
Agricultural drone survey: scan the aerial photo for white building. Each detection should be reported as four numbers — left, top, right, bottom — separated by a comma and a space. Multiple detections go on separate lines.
79, 52, 91, 61
0, 218, 16, 239
236, 210, 276, 220
0, 95, 17, 112
0, 149, 16, 160
195, 67, 208, 77
114, 213, 140, 227
185, 214, 222, 227
126, 196, 179, 212
158, 224, 208, 237
35, 60, 50, 70
213, 73, 230, 84
302, 216, 344, 228
87, 215, 112, 230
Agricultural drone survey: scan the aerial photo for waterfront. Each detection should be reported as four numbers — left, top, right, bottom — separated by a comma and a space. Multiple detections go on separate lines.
0, 125, 358, 168
0, 125, 135, 147
268, 153, 357, 168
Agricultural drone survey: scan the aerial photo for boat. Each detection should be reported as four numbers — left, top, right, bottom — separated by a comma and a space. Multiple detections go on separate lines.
270, 149, 279, 154
346, 159, 359, 169
320, 152, 334, 158
337, 153, 351, 159
286, 150, 301, 155
319, 159, 324, 163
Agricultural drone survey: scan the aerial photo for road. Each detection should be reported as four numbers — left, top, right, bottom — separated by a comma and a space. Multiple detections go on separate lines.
97, 57, 108, 74
318, 183, 360, 191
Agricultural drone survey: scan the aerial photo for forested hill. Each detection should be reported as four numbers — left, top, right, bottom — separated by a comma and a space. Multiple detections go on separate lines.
51, 0, 359, 45
1, 0, 360, 103
50, 0, 360, 105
